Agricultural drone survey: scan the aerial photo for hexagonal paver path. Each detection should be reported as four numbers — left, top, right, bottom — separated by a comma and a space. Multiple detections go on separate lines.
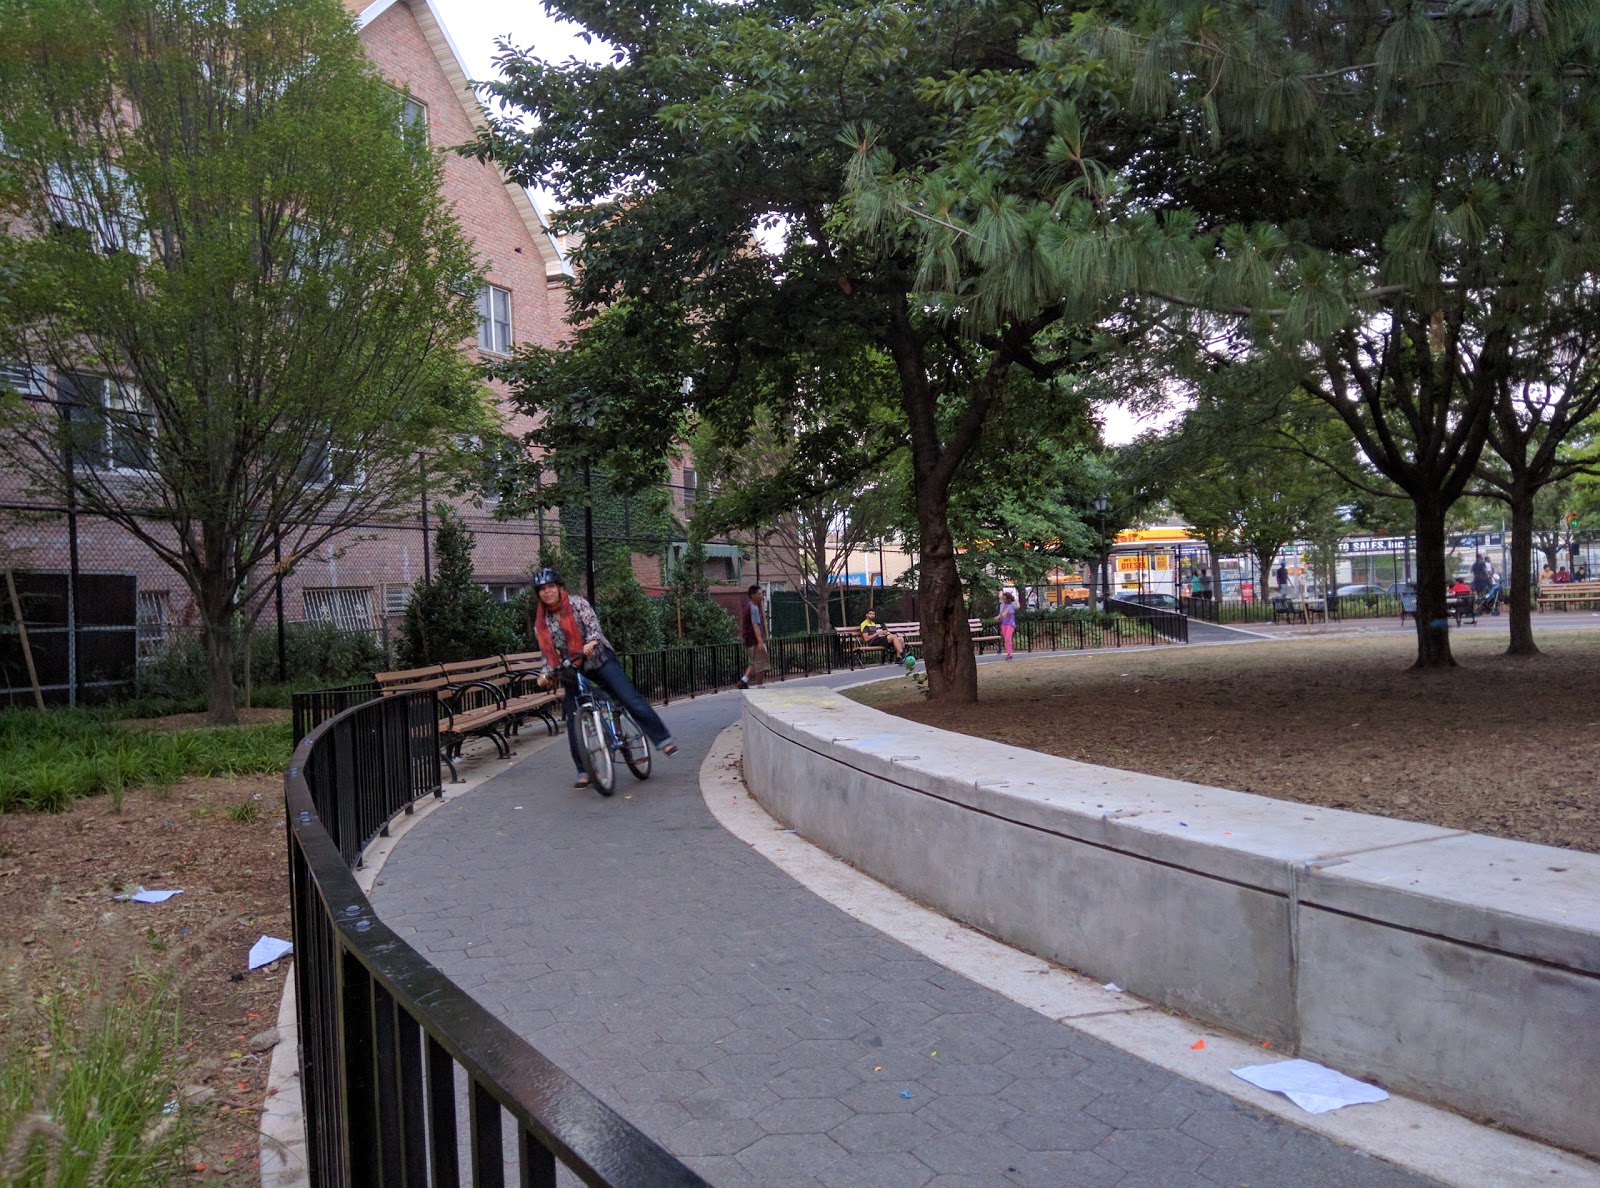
372, 672, 1438, 1187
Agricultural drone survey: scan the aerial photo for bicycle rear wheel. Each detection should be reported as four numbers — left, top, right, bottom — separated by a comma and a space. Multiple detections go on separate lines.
614, 709, 652, 779
577, 706, 615, 795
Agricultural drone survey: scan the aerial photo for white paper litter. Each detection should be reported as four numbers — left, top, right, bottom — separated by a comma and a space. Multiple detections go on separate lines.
1231, 1058, 1389, 1114
1103, 982, 1123, 993
248, 935, 294, 970
114, 886, 183, 904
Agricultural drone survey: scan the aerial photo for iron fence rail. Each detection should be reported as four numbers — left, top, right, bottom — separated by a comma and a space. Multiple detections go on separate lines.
286, 692, 708, 1187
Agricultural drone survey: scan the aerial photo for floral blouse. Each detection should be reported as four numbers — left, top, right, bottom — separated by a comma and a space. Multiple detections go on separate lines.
539, 595, 615, 674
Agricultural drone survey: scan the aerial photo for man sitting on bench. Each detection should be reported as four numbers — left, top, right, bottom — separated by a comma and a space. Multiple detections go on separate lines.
859, 609, 908, 661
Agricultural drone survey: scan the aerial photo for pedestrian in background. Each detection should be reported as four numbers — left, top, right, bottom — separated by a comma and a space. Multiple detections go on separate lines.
997, 590, 1018, 660
738, 585, 769, 689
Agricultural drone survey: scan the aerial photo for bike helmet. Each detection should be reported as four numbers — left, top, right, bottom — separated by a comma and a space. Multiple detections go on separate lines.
532, 567, 565, 589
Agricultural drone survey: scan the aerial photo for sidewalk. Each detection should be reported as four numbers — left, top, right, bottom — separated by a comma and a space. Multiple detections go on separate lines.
366, 671, 1457, 1187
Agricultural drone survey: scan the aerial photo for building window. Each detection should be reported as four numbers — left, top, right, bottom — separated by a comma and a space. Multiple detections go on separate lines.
303, 587, 376, 633
400, 96, 428, 134
482, 582, 529, 604
476, 285, 511, 354
136, 589, 170, 661
58, 372, 154, 472
682, 467, 698, 507
383, 584, 412, 618
46, 162, 148, 256
0, 360, 45, 396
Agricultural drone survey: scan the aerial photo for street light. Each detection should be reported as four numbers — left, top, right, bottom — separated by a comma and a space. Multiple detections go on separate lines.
1093, 492, 1110, 610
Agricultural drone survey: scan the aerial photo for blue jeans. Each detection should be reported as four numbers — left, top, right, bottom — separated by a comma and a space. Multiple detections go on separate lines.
563, 655, 673, 774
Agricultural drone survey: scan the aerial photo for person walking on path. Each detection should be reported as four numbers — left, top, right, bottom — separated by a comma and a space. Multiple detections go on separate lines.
997, 589, 1018, 660
530, 568, 677, 787
738, 584, 769, 689
1275, 561, 1288, 593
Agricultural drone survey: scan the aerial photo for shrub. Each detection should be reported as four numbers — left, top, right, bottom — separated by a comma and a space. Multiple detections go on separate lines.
594, 555, 662, 655
658, 540, 737, 647
398, 505, 520, 665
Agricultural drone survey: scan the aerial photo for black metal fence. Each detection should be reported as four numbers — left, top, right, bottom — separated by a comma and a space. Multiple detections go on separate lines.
286, 691, 707, 1187
1102, 600, 1190, 644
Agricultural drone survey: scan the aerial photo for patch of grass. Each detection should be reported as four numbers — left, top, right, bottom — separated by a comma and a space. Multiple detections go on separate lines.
0, 709, 291, 814
0, 897, 194, 1188
223, 798, 261, 825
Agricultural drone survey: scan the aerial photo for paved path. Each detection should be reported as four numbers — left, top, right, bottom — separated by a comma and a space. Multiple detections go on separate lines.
371, 667, 1438, 1187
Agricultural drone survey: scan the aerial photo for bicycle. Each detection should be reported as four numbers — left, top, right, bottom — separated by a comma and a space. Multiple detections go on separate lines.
553, 658, 652, 796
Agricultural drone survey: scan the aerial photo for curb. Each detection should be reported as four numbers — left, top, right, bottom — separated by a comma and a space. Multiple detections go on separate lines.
701, 718, 1600, 1188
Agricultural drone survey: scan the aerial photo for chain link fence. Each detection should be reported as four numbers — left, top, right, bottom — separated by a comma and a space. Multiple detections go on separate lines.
0, 473, 776, 706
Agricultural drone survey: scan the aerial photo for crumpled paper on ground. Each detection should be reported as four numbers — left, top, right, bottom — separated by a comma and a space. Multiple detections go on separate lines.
1231, 1058, 1389, 1114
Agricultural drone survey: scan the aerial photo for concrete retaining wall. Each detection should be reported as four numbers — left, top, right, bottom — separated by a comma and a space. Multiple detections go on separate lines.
741, 688, 1600, 1158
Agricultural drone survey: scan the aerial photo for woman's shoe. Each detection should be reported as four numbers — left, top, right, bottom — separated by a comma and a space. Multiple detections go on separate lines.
574, 774, 591, 788
661, 741, 679, 757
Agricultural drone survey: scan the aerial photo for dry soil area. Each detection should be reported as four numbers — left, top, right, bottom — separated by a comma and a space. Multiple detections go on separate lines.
851, 630, 1600, 853
0, 767, 290, 1183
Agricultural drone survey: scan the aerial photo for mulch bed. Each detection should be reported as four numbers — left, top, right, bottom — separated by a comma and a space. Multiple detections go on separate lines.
852, 630, 1600, 853
0, 767, 290, 1183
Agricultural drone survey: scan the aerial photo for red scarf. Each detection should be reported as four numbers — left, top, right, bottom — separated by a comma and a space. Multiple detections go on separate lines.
535, 590, 584, 666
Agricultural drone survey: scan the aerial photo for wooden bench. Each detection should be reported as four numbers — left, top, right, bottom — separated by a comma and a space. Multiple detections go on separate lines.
1538, 581, 1600, 610
835, 618, 1003, 668
1269, 595, 1328, 624
375, 658, 560, 782
1398, 593, 1475, 627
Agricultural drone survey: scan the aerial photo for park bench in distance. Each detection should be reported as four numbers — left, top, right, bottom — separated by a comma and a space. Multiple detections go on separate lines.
1538, 580, 1600, 610
374, 656, 560, 781
834, 618, 1002, 669
1398, 591, 1475, 628
1269, 594, 1333, 624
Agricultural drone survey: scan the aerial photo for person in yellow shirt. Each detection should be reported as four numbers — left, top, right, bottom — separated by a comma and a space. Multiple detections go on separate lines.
859, 609, 907, 661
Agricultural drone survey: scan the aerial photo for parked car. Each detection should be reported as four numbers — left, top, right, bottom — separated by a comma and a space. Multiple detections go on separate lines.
1117, 592, 1183, 610
1386, 581, 1416, 597
1335, 583, 1388, 603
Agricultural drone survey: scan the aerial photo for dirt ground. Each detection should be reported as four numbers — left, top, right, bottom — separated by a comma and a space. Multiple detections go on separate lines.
852, 630, 1600, 853
0, 765, 291, 1183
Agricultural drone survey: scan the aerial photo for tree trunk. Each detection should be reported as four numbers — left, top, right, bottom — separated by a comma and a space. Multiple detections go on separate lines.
1505, 486, 1540, 656
1255, 549, 1273, 598
201, 600, 239, 725
1410, 500, 1456, 670
915, 478, 977, 702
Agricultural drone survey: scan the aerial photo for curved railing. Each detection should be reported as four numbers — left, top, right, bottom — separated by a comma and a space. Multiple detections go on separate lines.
1105, 598, 1190, 643
285, 691, 706, 1186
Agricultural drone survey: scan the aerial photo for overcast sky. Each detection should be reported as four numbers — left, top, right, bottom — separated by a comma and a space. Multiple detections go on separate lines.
425, 1, 1157, 443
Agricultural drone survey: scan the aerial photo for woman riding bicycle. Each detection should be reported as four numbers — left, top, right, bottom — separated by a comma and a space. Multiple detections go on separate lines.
531, 568, 677, 787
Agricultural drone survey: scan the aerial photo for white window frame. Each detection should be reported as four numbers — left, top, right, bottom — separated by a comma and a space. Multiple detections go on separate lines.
476, 284, 512, 355
383, 584, 412, 618
0, 360, 46, 396
136, 589, 171, 661
401, 95, 428, 134
60, 372, 155, 474
303, 587, 376, 633
46, 161, 149, 258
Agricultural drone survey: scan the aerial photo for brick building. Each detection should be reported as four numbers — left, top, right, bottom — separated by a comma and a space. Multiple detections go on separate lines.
0, 1, 787, 693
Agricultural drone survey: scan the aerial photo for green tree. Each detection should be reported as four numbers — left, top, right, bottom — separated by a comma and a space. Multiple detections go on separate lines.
688, 398, 902, 632
659, 539, 737, 646
477, 1, 1187, 702
595, 554, 663, 656
400, 506, 518, 666
1165, 374, 1348, 594
899, 2, 1600, 668
0, 0, 485, 721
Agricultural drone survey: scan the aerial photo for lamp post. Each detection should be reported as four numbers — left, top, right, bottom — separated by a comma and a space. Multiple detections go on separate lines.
1093, 492, 1110, 610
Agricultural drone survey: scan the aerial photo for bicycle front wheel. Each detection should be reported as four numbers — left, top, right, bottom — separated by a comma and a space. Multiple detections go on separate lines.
578, 706, 615, 795
615, 709, 652, 779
